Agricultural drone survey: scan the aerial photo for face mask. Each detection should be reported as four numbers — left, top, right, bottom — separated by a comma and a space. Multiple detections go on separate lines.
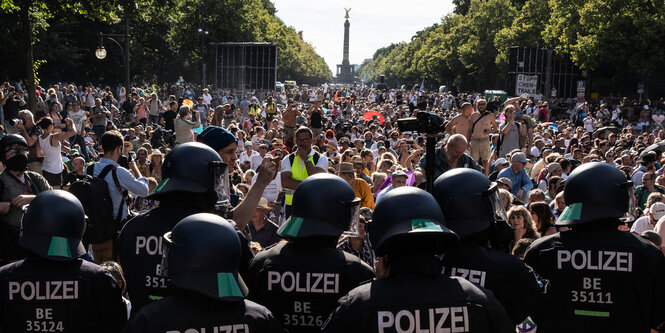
5, 154, 28, 172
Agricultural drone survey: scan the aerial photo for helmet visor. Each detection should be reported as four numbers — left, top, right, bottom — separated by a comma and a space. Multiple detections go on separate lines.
342, 197, 362, 237
486, 184, 508, 222
622, 183, 637, 223
210, 161, 230, 205
159, 231, 174, 277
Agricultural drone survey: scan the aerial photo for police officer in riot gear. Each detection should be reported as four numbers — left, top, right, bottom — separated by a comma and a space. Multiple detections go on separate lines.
245, 173, 375, 332
433, 168, 547, 325
122, 213, 282, 332
524, 162, 665, 332
117, 142, 254, 315
0, 190, 126, 332
321, 186, 512, 332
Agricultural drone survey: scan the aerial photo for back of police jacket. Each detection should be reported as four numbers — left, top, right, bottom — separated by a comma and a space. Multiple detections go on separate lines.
245, 239, 375, 332
118, 201, 254, 315
121, 292, 283, 332
0, 256, 126, 332
440, 242, 547, 325
321, 254, 513, 332
524, 225, 665, 332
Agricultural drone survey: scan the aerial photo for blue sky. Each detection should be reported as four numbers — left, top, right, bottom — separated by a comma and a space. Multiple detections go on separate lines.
271, 0, 455, 76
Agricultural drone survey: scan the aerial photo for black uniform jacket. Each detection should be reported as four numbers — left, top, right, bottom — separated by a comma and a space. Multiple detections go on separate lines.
321, 255, 513, 332
440, 242, 547, 325
246, 239, 375, 333
121, 292, 283, 332
0, 256, 126, 332
118, 201, 253, 315
524, 225, 665, 332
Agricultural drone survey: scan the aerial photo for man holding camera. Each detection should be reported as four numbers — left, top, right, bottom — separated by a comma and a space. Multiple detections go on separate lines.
418, 134, 482, 180
13, 110, 43, 174
0, 89, 26, 133
0, 134, 51, 265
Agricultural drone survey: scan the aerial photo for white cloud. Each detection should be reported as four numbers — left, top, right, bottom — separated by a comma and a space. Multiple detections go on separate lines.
272, 0, 455, 77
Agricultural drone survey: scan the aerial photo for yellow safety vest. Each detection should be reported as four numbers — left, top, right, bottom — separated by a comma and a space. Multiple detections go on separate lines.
249, 104, 259, 115
285, 155, 315, 205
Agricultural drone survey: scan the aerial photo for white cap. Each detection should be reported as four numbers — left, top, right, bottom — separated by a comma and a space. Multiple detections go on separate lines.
650, 202, 665, 221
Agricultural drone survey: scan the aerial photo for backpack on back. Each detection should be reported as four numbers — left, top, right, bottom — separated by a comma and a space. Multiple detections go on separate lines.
69, 164, 123, 245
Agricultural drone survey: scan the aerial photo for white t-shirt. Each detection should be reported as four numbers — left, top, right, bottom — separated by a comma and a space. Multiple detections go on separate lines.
239, 150, 259, 164
252, 172, 282, 203
250, 153, 265, 171
202, 93, 212, 105
69, 109, 87, 134
631, 215, 654, 235
280, 150, 329, 174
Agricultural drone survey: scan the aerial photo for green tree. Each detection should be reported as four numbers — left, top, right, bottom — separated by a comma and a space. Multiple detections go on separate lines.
1, 0, 120, 110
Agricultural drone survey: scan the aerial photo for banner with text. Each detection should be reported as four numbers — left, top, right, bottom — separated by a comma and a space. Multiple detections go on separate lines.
516, 74, 538, 96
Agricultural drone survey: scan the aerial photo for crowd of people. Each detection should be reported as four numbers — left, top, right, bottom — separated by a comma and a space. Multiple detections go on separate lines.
0, 78, 664, 332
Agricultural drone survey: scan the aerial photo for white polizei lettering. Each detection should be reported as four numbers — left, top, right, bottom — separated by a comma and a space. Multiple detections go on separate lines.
556, 250, 633, 272
378, 311, 394, 333
445, 267, 487, 287
602, 251, 616, 271
571, 250, 586, 269
266, 271, 340, 294
395, 310, 415, 332
8, 281, 79, 301
435, 308, 449, 332
310, 272, 323, 293
376, 307, 470, 333
451, 307, 469, 332
413, 309, 429, 333
135, 236, 163, 255
281, 271, 295, 292
295, 272, 307, 292
213, 324, 249, 333
557, 250, 571, 269
267, 271, 280, 291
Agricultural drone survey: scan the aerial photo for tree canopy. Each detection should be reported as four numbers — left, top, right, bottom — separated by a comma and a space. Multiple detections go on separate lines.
358, 0, 665, 95
0, 0, 332, 89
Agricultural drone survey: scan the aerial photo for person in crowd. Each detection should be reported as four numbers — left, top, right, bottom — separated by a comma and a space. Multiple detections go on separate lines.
508, 205, 540, 248
122, 213, 281, 332
497, 152, 533, 200
280, 126, 328, 217
246, 174, 374, 332
247, 197, 280, 248
90, 130, 149, 263
322, 186, 512, 332
174, 105, 200, 144
528, 201, 558, 237
434, 168, 547, 326
630, 201, 665, 235
0, 191, 127, 331
525, 162, 665, 332
36, 117, 75, 188
337, 162, 375, 209
418, 133, 482, 179
635, 171, 665, 211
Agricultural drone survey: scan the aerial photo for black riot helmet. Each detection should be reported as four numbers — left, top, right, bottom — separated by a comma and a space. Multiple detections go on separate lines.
370, 187, 459, 257
0, 134, 28, 162
149, 142, 229, 203
19, 190, 87, 261
160, 213, 248, 301
433, 168, 508, 239
558, 162, 635, 226
277, 173, 361, 239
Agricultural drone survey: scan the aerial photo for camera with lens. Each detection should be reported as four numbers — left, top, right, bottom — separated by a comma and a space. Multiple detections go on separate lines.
10, 118, 25, 126
396, 111, 445, 134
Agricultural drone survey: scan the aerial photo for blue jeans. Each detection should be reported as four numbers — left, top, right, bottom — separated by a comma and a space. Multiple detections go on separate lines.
70, 135, 90, 162
148, 114, 159, 126
92, 125, 106, 143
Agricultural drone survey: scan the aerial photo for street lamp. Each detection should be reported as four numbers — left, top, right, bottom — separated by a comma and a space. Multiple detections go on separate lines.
95, 46, 107, 60
198, 1, 209, 87
96, 18, 131, 91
